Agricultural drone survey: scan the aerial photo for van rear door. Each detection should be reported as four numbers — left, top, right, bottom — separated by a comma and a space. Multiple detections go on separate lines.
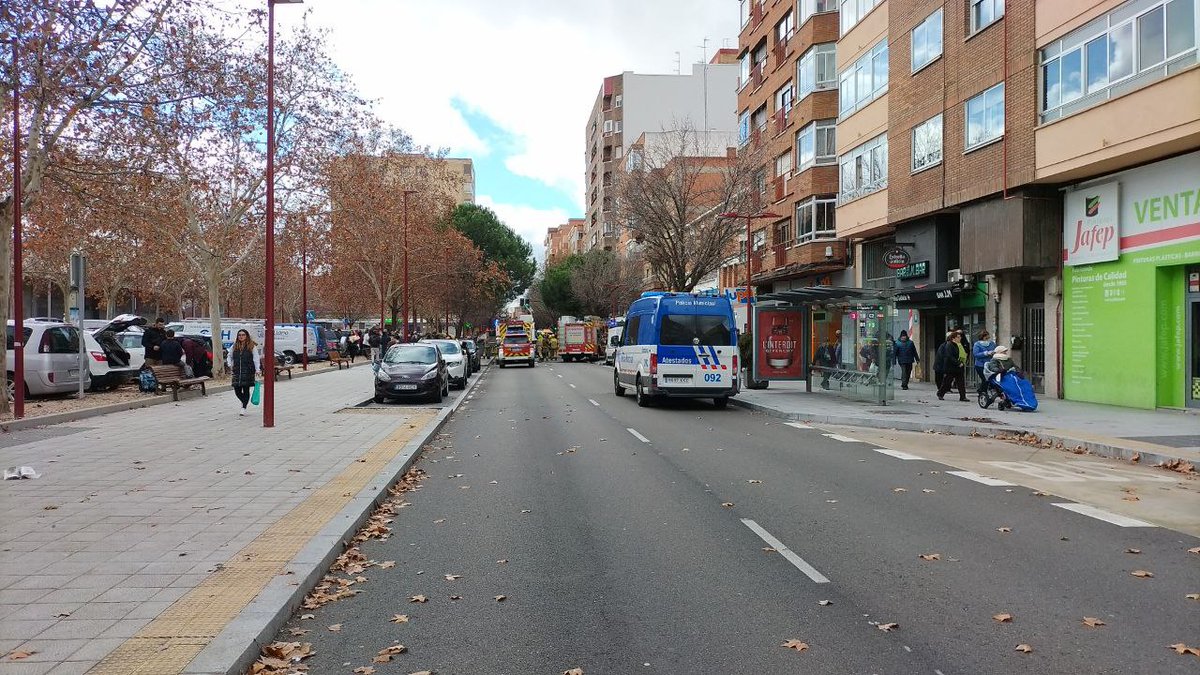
655, 313, 736, 393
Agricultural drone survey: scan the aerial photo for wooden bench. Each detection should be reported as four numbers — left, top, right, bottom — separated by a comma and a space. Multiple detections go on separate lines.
327, 349, 350, 370
149, 364, 208, 401
274, 365, 293, 380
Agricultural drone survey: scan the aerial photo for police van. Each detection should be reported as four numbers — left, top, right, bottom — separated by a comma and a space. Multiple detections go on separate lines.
612, 291, 739, 408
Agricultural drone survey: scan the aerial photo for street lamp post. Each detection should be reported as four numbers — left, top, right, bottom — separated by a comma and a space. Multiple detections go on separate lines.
263, 0, 302, 429
401, 190, 416, 341
300, 218, 308, 371
9, 38, 24, 419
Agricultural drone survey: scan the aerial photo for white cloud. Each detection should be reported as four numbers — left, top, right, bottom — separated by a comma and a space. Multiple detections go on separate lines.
476, 195, 569, 264
288, 0, 737, 218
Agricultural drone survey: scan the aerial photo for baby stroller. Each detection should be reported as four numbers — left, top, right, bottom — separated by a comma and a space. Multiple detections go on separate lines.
978, 370, 1038, 411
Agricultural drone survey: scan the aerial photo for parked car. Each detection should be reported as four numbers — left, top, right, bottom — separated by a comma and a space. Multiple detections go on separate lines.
373, 343, 449, 404
5, 319, 91, 400
90, 314, 147, 390
461, 339, 481, 372
421, 339, 468, 389
115, 330, 146, 371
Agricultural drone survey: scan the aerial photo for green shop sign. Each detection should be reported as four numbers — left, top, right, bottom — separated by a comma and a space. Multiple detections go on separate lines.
895, 261, 929, 280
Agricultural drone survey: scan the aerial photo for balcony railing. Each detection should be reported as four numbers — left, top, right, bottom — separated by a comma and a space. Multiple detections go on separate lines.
772, 175, 786, 202
750, 1, 764, 27
751, 63, 765, 89
772, 40, 787, 68
773, 108, 788, 135
773, 243, 788, 268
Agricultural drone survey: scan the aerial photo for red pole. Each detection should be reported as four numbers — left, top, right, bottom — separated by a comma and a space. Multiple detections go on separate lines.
301, 224, 308, 371
402, 191, 411, 341
11, 38, 24, 419
745, 215, 752, 333
263, 0, 276, 428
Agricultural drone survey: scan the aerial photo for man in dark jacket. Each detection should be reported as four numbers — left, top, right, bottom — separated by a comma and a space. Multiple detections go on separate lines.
159, 330, 185, 367
180, 336, 210, 377
141, 318, 167, 366
894, 330, 919, 390
934, 331, 967, 401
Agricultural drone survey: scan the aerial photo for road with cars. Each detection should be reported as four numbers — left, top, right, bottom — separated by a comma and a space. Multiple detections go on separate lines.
280, 361, 1200, 674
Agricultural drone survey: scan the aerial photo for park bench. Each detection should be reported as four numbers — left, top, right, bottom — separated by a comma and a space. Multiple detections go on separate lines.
327, 349, 350, 370
149, 364, 208, 401
274, 365, 294, 380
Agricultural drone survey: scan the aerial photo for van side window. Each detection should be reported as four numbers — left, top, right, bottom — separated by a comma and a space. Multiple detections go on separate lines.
43, 327, 80, 354
625, 316, 641, 345
6, 326, 31, 351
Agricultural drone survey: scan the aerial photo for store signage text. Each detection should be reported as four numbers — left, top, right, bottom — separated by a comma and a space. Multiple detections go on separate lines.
895, 260, 929, 280
1064, 182, 1120, 267
1133, 188, 1200, 225
882, 247, 911, 270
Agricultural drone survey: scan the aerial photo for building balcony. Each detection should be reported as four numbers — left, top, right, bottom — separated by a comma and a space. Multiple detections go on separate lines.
750, 0, 764, 28
751, 63, 765, 90
751, 239, 848, 283
772, 175, 786, 203
773, 107, 789, 135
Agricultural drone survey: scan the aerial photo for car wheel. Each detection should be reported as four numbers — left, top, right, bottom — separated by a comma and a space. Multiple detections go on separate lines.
613, 371, 625, 397
635, 376, 651, 407
713, 396, 729, 409
282, 351, 296, 366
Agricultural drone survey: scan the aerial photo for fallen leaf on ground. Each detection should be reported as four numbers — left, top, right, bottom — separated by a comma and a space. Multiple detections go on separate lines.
378, 645, 407, 656
721, 502, 735, 508
892, 488, 907, 493
919, 553, 941, 561
444, 574, 461, 581
410, 672, 434, 675
993, 613, 1013, 623
826, 499, 838, 503
449, 595, 462, 600
6, 651, 34, 660
433, 519, 445, 524
496, 559, 508, 564
1082, 617, 1106, 628
379, 561, 397, 569
747, 479, 763, 484
1122, 495, 1140, 502
1125, 548, 1141, 554
877, 623, 899, 632
563, 669, 584, 675
300, 614, 315, 620
328, 624, 342, 632
1189, 547, 1200, 555
288, 628, 310, 636
997, 527, 1012, 533
781, 639, 809, 651
1131, 570, 1154, 578
390, 614, 409, 623
495, 595, 507, 602
1186, 593, 1199, 601
1168, 643, 1200, 656
1015, 644, 1033, 653
762, 547, 776, 553
818, 600, 832, 606
922, 489, 935, 494
521, 509, 532, 513
1032, 491, 1049, 496
409, 595, 428, 603
353, 668, 376, 675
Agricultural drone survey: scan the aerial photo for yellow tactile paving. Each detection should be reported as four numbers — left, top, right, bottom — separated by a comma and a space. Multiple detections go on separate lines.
89, 411, 434, 675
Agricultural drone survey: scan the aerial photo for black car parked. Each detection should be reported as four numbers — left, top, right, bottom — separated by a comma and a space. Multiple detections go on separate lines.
373, 343, 449, 404
461, 339, 481, 372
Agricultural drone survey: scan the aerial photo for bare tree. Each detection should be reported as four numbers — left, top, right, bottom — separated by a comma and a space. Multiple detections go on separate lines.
614, 126, 761, 292
569, 250, 644, 318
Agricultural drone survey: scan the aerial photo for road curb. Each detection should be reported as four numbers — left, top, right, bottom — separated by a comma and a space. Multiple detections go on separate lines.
0, 361, 372, 433
728, 395, 1192, 469
180, 363, 489, 675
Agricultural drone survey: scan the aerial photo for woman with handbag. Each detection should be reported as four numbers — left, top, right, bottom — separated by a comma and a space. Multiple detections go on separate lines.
226, 329, 263, 417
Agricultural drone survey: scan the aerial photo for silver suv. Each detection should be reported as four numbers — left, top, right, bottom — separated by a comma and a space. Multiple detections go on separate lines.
5, 319, 93, 400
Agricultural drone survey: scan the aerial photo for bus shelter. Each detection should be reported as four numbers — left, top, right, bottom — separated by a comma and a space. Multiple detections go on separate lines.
752, 286, 896, 404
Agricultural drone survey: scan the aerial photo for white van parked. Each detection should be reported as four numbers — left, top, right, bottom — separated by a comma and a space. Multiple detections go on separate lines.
6, 319, 91, 399
165, 320, 317, 365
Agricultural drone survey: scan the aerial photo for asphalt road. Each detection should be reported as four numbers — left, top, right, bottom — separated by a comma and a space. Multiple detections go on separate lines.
278, 361, 1200, 674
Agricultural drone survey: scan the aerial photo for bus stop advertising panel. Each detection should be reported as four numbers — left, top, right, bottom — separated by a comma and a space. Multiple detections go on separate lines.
752, 306, 807, 381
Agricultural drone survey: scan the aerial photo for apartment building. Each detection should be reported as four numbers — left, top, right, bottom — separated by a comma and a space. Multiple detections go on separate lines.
442, 158, 476, 204
583, 55, 740, 255
543, 218, 587, 267
724, 0, 849, 300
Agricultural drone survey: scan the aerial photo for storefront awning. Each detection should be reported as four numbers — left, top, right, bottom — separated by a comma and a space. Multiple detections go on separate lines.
759, 285, 893, 306
893, 281, 964, 307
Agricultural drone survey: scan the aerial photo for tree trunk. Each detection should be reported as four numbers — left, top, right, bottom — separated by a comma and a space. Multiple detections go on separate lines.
206, 265, 225, 372
0, 201, 12, 414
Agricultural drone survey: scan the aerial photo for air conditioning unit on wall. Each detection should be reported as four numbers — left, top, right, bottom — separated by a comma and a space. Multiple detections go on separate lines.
947, 269, 963, 284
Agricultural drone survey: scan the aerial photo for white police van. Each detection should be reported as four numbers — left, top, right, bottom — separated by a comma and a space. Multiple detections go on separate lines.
612, 291, 739, 408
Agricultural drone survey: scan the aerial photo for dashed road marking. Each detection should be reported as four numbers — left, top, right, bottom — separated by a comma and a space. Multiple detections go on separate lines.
627, 428, 650, 443
785, 422, 814, 429
822, 433, 861, 443
740, 519, 830, 583
588, 399, 600, 407
1052, 503, 1156, 527
981, 460, 1177, 483
945, 471, 1017, 487
873, 448, 926, 461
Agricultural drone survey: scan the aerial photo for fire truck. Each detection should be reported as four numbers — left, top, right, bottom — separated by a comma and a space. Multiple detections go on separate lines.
497, 315, 535, 368
558, 316, 601, 362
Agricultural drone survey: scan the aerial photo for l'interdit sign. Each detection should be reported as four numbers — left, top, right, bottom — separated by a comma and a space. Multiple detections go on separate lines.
1062, 151, 1200, 410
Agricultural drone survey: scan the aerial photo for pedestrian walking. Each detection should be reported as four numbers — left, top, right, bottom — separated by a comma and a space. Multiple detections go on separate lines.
894, 330, 918, 390
141, 317, 167, 366
159, 330, 185, 367
814, 335, 838, 389
935, 331, 968, 401
368, 329, 382, 362
972, 330, 997, 393
227, 329, 263, 417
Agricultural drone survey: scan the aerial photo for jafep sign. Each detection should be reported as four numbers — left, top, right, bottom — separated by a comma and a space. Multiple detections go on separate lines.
1063, 181, 1119, 266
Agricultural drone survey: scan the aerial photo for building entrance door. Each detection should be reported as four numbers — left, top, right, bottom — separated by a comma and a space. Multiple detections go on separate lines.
1188, 299, 1200, 409
1023, 303, 1046, 393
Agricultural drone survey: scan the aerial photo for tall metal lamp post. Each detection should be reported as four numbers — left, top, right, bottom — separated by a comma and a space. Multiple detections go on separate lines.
300, 216, 309, 371
9, 38, 24, 419
401, 190, 416, 341
263, 0, 302, 428
719, 211, 780, 331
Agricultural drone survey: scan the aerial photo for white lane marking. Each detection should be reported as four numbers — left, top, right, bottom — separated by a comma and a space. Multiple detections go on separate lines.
588, 399, 600, 407
569, 383, 577, 389
741, 519, 830, 584
785, 422, 814, 429
822, 433, 861, 443
946, 471, 1017, 487
627, 428, 650, 443
873, 448, 926, 461
981, 460, 1178, 483
1052, 503, 1156, 527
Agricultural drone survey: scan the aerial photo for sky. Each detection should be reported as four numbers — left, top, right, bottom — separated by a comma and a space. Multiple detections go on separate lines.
283, 0, 739, 261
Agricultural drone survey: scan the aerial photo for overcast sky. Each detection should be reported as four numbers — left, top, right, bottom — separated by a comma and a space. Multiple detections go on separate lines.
281, 0, 738, 260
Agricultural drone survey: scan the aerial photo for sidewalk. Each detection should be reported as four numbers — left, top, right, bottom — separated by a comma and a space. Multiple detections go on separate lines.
731, 379, 1200, 467
0, 365, 456, 674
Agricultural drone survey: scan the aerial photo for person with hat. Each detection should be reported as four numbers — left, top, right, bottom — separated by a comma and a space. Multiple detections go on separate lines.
935, 331, 968, 401
983, 344, 1019, 391
894, 330, 918, 390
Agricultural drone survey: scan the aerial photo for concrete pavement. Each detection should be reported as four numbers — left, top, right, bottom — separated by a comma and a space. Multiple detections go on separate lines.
0, 363, 476, 674
730, 378, 1200, 467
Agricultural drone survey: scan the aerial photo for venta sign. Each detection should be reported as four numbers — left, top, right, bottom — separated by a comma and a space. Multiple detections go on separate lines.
1064, 182, 1119, 266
